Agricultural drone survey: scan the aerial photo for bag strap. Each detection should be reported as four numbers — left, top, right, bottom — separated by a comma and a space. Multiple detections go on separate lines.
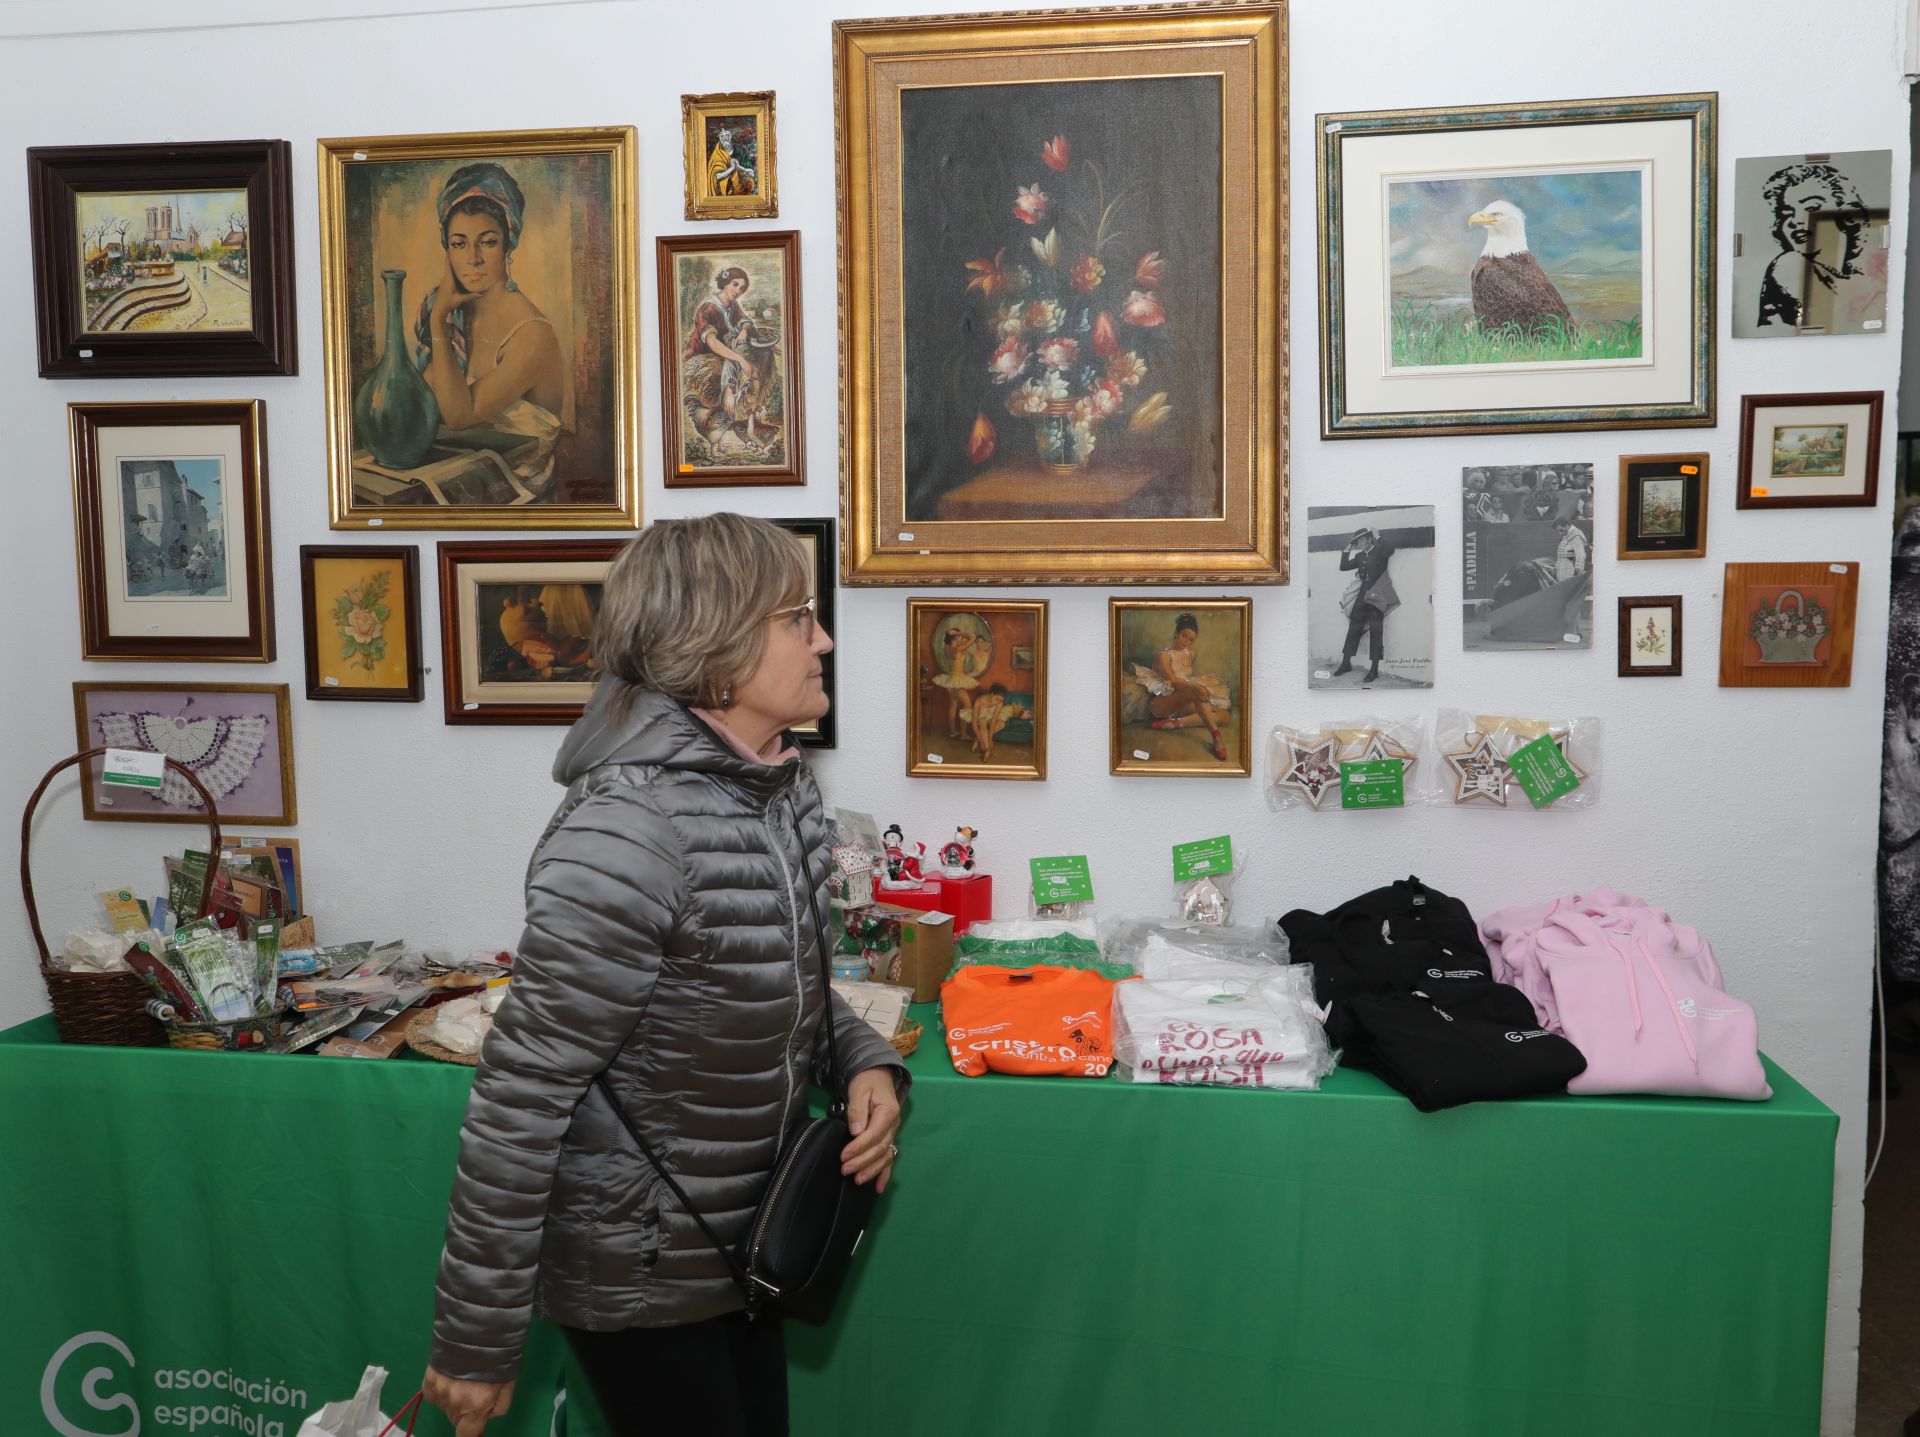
588, 788, 842, 1289
591, 1071, 751, 1291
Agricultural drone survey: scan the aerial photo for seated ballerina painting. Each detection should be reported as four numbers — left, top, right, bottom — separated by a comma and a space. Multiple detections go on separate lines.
1110, 599, 1251, 776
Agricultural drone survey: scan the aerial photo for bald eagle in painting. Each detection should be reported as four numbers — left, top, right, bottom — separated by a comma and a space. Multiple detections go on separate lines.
1467, 200, 1572, 336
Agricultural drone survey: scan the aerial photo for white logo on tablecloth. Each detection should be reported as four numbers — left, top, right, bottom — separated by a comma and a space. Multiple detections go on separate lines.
42, 1332, 139, 1437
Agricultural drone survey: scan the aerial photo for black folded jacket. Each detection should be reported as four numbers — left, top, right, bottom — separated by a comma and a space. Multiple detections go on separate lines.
1279, 876, 1586, 1111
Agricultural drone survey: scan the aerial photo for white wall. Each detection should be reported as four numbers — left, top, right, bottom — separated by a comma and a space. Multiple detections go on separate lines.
0, 2, 1906, 1431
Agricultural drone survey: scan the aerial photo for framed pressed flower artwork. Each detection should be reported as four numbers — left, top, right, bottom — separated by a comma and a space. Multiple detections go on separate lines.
835, 5, 1287, 584
1718, 562, 1859, 688
907, 599, 1048, 780
70, 399, 274, 663
299, 545, 424, 702
1617, 595, 1682, 677
438, 539, 624, 724
656, 231, 804, 487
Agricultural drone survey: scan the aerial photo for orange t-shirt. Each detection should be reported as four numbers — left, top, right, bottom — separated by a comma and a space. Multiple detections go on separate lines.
940, 965, 1119, 1077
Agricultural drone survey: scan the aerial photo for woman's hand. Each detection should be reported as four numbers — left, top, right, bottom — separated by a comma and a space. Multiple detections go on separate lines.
841, 1068, 902, 1193
422, 1365, 514, 1437
432, 258, 481, 324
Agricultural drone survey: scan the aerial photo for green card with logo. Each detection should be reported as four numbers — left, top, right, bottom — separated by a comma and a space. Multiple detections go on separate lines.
1029, 855, 1094, 904
1340, 759, 1406, 809
1171, 835, 1233, 882
1507, 734, 1583, 808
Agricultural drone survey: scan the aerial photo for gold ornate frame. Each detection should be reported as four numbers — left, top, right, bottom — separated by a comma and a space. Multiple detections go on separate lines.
906, 599, 1049, 781
835, 4, 1287, 586
317, 127, 641, 531
1108, 597, 1253, 777
681, 92, 778, 221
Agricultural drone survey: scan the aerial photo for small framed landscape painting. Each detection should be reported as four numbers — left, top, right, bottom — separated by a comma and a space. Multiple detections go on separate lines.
72, 682, 296, 825
1736, 392, 1883, 510
1109, 598, 1252, 777
1618, 453, 1708, 559
28, 139, 297, 378
656, 231, 804, 487
438, 539, 623, 724
1718, 562, 1860, 689
906, 599, 1048, 780
1617, 596, 1682, 677
1318, 93, 1715, 438
681, 92, 777, 221
318, 126, 640, 529
299, 545, 424, 702
70, 400, 273, 663
770, 518, 836, 749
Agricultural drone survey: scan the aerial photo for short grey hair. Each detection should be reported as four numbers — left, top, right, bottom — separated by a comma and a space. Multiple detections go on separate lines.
595, 513, 809, 713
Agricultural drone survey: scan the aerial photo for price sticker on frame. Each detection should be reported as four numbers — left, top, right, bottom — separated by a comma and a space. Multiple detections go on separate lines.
1029, 855, 1094, 905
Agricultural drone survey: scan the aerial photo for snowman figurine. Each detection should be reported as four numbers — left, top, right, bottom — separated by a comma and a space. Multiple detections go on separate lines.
879, 823, 924, 888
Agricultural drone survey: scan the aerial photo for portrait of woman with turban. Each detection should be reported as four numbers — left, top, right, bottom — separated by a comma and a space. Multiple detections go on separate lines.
322, 128, 638, 527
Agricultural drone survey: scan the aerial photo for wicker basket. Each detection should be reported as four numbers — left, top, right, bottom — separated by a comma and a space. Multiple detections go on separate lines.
21, 747, 221, 1047
889, 1020, 923, 1058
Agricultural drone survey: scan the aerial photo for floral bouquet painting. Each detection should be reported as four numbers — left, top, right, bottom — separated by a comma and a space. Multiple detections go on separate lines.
964, 132, 1174, 475
331, 569, 393, 673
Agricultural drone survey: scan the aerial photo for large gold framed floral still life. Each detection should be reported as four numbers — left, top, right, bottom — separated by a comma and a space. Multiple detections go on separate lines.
318, 127, 640, 530
834, 4, 1288, 585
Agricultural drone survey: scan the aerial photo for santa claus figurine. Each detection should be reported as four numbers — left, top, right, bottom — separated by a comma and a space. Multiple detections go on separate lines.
880, 823, 924, 887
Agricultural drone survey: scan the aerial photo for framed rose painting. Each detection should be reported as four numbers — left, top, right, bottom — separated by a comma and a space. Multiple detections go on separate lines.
299, 545, 424, 702
835, 5, 1287, 584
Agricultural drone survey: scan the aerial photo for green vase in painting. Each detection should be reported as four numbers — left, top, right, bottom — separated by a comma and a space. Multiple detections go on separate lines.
352, 269, 439, 469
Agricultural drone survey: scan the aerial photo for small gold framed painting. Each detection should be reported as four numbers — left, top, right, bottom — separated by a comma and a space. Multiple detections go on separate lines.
682, 92, 777, 221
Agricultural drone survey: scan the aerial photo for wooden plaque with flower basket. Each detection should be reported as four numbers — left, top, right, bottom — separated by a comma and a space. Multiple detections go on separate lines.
1718, 562, 1859, 689
21, 747, 221, 1046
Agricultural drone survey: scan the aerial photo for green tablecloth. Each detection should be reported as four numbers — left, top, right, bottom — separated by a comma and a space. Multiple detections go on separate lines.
0, 1007, 1836, 1436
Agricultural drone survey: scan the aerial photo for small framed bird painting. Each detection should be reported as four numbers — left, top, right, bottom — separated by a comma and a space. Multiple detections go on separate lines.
1317, 93, 1716, 439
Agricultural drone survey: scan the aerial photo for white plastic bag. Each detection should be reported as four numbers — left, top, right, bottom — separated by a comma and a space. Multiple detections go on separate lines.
297, 1366, 415, 1437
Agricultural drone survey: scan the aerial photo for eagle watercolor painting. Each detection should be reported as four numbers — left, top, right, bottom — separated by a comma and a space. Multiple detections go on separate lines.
1386, 170, 1645, 369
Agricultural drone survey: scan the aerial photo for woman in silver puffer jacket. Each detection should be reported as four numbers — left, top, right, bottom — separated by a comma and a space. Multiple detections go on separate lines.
423, 514, 907, 1436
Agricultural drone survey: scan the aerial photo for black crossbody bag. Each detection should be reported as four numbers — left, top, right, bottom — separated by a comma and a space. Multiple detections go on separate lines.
592, 798, 878, 1324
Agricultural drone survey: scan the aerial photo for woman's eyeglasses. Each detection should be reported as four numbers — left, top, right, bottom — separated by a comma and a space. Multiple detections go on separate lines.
765, 595, 817, 641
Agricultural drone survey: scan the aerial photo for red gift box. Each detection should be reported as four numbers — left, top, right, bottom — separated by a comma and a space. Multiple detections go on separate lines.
869, 872, 993, 934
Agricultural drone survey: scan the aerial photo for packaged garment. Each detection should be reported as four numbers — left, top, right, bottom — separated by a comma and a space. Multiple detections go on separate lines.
1280, 876, 1586, 1112
941, 964, 1119, 1077
1479, 891, 1770, 1100
1113, 963, 1336, 1091
1099, 918, 1289, 977
952, 919, 1132, 981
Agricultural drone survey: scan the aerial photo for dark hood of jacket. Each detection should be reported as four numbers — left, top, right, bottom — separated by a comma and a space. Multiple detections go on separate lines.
553, 682, 803, 801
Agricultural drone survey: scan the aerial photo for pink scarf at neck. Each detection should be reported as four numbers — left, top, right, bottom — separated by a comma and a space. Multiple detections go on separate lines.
690, 707, 800, 767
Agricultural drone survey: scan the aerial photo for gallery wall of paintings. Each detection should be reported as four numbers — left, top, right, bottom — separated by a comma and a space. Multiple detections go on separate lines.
0, 9, 1909, 1416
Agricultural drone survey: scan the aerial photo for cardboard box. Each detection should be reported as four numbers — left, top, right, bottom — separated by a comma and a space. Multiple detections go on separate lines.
893, 907, 955, 1003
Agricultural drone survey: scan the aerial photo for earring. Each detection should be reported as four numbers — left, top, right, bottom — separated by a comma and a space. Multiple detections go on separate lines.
720, 685, 732, 710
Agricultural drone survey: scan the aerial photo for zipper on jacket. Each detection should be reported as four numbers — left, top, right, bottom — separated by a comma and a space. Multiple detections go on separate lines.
764, 807, 806, 1138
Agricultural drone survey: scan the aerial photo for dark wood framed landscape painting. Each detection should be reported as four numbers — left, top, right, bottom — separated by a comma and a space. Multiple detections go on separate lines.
1318, 93, 1715, 438
319, 127, 640, 530
29, 139, 297, 378
835, 5, 1287, 585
